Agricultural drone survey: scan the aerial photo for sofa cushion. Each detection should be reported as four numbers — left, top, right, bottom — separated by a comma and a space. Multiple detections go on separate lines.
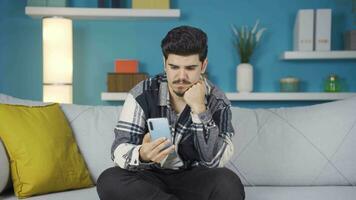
60, 104, 121, 183
0, 94, 47, 106
2, 93, 356, 188
0, 139, 10, 194
0, 103, 93, 198
2, 186, 356, 200
227, 96, 356, 186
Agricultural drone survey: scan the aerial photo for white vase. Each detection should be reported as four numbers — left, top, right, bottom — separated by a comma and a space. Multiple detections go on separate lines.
236, 63, 253, 93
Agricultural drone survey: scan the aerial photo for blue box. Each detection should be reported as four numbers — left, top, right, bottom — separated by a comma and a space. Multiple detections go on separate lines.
47, 0, 68, 7
27, 0, 47, 6
27, 0, 68, 7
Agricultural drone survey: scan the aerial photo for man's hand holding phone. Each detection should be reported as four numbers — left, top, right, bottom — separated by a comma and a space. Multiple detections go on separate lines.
139, 133, 175, 163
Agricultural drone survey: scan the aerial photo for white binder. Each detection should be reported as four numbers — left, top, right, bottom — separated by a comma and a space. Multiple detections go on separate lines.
315, 9, 332, 51
293, 9, 314, 51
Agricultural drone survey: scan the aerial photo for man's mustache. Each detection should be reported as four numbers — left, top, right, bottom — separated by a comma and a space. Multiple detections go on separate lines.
173, 79, 191, 84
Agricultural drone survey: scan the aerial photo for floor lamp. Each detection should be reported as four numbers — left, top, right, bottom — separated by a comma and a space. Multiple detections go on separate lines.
42, 17, 73, 104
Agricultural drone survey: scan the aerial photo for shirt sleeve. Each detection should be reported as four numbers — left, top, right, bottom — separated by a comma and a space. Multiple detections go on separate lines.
111, 93, 154, 170
190, 104, 235, 168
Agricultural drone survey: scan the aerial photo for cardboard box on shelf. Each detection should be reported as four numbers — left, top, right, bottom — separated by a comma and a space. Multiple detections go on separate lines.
107, 73, 148, 92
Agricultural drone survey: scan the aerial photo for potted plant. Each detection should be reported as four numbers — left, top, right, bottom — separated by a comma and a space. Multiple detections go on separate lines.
231, 20, 266, 92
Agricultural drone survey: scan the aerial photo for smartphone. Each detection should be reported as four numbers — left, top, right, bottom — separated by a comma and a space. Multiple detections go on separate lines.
147, 118, 172, 150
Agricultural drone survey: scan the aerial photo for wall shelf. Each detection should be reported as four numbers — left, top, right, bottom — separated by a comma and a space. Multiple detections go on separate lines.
25, 6, 180, 19
280, 51, 356, 60
102, 92, 128, 101
101, 92, 356, 101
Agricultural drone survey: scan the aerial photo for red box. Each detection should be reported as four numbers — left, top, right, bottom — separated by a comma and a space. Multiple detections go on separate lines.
115, 60, 138, 73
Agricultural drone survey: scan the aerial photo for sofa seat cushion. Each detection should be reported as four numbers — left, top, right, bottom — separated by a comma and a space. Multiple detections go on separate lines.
2, 186, 356, 200
0, 187, 99, 200
245, 186, 356, 200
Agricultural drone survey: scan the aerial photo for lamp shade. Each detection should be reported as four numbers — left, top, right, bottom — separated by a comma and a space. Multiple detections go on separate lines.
42, 17, 73, 103
43, 85, 72, 104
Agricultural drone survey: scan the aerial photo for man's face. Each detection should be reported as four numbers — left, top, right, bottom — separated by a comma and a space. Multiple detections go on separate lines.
164, 54, 207, 97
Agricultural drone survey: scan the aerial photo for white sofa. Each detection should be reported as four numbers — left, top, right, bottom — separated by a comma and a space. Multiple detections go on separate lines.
1, 93, 356, 200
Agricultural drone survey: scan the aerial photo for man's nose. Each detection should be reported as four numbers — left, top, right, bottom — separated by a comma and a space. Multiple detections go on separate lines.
178, 69, 187, 80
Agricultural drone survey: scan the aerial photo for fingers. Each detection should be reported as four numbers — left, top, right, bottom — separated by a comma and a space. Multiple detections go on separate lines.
186, 82, 202, 93
141, 139, 174, 163
195, 79, 205, 89
142, 133, 151, 144
151, 139, 172, 156
151, 145, 175, 163
149, 137, 168, 149
199, 79, 206, 89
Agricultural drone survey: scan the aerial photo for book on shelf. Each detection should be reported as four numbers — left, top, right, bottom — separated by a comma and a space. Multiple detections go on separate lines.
344, 30, 356, 50
132, 0, 170, 9
315, 9, 332, 51
98, 0, 121, 8
293, 9, 314, 51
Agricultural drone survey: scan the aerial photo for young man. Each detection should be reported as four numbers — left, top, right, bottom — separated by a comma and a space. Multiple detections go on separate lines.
97, 26, 245, 200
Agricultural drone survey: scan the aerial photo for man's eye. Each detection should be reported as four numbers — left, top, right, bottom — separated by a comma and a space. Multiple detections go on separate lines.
170, 66, 179, 70
186, 67, 195, 71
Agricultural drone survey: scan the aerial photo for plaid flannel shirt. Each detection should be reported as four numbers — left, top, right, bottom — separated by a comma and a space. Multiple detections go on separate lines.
111, 73, 235, 171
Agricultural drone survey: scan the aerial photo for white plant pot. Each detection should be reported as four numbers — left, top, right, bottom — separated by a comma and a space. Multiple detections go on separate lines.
236, 63, 253, 93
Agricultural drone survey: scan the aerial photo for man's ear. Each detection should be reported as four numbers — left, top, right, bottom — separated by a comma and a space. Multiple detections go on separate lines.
201, 58, 208, 74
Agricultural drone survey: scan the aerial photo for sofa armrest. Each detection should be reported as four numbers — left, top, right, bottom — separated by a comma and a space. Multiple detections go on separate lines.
0, 139, 11, 194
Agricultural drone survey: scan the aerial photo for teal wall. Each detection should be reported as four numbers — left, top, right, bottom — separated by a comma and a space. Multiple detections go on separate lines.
0, 0, 355, 107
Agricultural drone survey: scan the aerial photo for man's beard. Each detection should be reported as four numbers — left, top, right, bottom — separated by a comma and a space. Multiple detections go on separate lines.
173, 90, 185, 97
172, 79, 191, 97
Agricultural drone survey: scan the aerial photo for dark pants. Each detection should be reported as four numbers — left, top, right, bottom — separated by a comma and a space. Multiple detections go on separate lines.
96, 166, 245, 200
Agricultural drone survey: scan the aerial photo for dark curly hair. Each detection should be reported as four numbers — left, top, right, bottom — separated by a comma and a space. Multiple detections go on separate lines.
161, 25, 208, 62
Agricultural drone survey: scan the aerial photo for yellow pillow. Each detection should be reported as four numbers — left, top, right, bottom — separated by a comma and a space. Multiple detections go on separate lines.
0, 103, 93, 198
